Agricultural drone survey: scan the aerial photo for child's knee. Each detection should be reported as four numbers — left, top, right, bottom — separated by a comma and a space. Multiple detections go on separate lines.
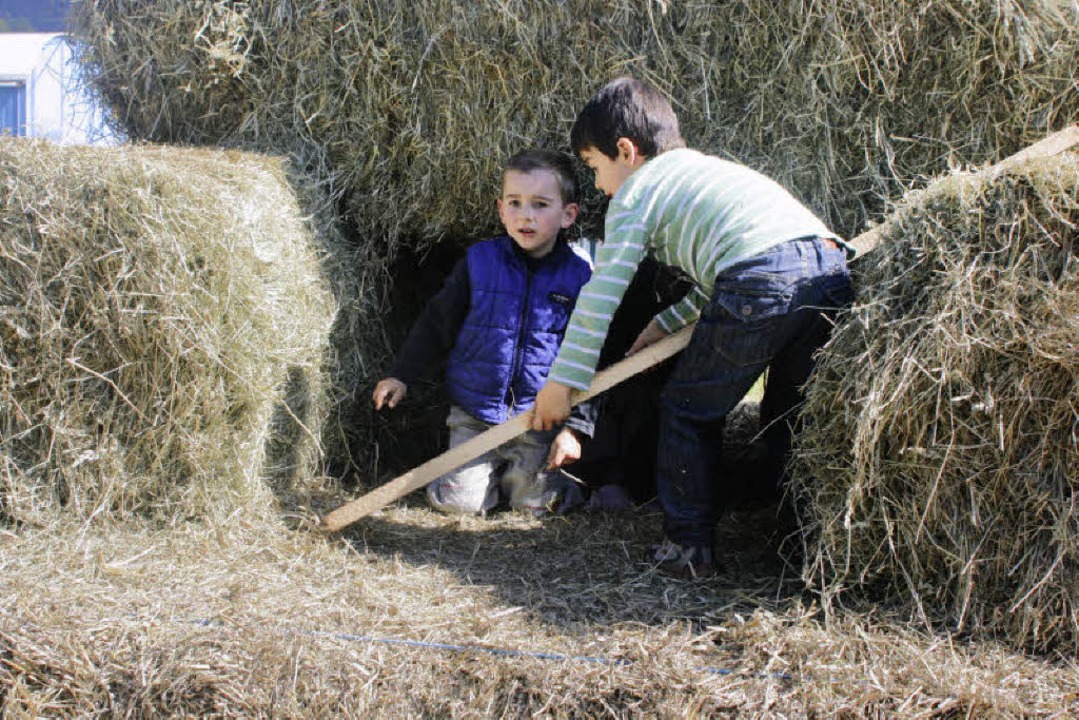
425, 476, 495, 515
505, 470, 583, 515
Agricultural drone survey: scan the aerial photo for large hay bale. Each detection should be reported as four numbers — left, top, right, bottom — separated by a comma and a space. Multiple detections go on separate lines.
69, 1, 1078, 249
0, 139, 336, 526
66, 0, 1078, 482
793, 152, 1078, 653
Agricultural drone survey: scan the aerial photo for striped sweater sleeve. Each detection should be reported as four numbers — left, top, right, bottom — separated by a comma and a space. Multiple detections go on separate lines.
547, 208, 649, 390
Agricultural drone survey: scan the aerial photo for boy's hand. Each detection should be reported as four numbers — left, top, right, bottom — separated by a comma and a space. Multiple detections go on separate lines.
545, 428, 582, 469
372, 377, 408, 410
532, 381, 573, 431
626, 318, 669, 356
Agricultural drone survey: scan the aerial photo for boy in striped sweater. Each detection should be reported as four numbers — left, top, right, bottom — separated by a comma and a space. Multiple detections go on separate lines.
533, 77, 854, 576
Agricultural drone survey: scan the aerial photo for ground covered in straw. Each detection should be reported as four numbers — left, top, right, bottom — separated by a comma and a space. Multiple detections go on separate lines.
3, 506, 1078, 717
3, 3, 1075, 711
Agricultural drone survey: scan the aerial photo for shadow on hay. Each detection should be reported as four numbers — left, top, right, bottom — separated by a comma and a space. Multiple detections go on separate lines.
323, 239, 467, 486
263, 366, 314, 501
337, 429, 807, 631
341, 505, 807, 629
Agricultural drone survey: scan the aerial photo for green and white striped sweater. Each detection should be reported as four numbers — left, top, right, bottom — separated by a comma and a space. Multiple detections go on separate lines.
549, 148, 840, 390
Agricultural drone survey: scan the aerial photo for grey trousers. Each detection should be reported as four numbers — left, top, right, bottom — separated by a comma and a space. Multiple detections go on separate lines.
425, 405, 577, 515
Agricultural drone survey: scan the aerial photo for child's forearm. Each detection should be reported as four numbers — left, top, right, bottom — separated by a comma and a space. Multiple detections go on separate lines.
565, 399, 597, 439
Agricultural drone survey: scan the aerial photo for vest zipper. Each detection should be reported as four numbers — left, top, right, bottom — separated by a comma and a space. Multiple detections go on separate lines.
507, 264, 534, 415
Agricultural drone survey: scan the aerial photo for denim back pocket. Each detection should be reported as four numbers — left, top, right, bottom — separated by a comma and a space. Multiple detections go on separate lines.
704, 271, 794, 367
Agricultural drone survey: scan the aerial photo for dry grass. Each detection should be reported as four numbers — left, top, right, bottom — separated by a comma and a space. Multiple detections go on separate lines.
66, 0, 1079, 478
0, 138, 337, 525
794, 152, 1079, 654
69, 0, 1078, 247
2, 3, 1075, 712
2, 509, 1077, 717
5, 140, 1073, 715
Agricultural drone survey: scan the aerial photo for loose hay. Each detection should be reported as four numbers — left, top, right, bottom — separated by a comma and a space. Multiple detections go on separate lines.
794, 152, 1079, 654
2, 515, 1077, 716
67, 0, 1078, 480
69, 0, 1079, 248
1, 5, 1076, 715
0, 139, 336, 526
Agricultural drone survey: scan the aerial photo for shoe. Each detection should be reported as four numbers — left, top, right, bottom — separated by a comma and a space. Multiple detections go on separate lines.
584, 483, 633, 512
652, 537, 716, 578
555, 478, 586, 515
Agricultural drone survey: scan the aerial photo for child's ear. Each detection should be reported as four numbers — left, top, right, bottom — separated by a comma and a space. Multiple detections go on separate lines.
615, 137, 643, 165
561, 202, 579, 228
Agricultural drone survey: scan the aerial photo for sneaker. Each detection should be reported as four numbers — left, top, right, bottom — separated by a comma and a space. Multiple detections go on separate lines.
555, 478, 586, 515
584, 483, 633, 512
652, 537, 716, 578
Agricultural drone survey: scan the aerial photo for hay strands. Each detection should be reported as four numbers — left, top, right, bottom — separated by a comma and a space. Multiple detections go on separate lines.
848, 124, 1079, 259
319, 325, 696, 531
320, 124, 1078, 533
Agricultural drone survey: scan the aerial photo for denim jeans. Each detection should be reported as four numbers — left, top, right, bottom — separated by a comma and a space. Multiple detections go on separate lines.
656, 236, 853, 547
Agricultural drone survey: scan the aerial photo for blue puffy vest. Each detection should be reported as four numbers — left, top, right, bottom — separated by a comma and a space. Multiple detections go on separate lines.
445, 236, 592, 424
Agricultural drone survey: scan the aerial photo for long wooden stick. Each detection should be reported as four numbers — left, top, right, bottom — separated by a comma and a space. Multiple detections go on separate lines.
320, 124, 1078, 532
319, 325, 695, 531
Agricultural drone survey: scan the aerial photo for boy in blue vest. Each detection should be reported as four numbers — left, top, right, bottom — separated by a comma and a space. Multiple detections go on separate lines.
372, 149, 595, 516
533, 77, 854, 576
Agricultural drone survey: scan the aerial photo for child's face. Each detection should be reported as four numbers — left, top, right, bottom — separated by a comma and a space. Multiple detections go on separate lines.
497, 169, 578, 259
579, 140, 645, 198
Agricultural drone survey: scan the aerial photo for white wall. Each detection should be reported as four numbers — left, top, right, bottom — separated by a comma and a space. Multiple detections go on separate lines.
0, 32, 118, 145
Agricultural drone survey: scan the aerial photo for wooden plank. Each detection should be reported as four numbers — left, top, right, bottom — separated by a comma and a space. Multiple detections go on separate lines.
319, 325, 695, 531
320, 124, 1078, 532
848, 125, 1078, 259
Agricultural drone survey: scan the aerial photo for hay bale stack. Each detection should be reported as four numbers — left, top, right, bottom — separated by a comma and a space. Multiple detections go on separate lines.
0, 139, 336, 526
67, 0, 1077, 482
70, 0, 1079, 250
793, 152, 1078, 653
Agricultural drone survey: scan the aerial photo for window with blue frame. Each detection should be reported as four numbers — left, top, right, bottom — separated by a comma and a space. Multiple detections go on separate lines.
1, 82, 27, 136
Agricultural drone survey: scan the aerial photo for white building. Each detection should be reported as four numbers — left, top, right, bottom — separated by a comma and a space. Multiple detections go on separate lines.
0, 32, 118, 144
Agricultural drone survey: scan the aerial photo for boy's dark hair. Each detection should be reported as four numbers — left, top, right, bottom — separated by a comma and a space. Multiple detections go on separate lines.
504, 149, 578, 204
570, 76, 686, 159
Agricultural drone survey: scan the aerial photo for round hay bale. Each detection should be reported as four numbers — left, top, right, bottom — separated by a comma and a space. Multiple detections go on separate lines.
793, 152, 1078, 653
0, 139, 336, 526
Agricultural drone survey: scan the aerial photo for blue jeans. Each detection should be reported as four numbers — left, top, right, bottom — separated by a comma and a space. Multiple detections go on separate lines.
657, 236, 853, 547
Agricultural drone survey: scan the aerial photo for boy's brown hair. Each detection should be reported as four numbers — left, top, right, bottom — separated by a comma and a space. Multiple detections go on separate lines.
504, 148, 579, 205
570, 77, 686, 160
